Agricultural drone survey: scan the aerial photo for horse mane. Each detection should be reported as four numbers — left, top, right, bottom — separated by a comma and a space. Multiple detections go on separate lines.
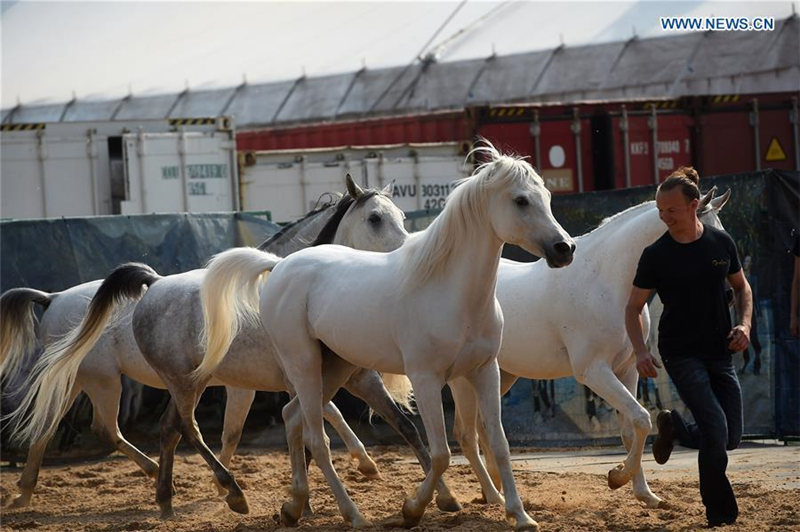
400, 142, 540, 292
585, 192, 715, 240
591, 201, 655, 234
311, 190, 382, 246
256, 201, 337, 251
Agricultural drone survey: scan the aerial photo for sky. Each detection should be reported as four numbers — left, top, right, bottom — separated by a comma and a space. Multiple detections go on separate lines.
1, 0, 798, 110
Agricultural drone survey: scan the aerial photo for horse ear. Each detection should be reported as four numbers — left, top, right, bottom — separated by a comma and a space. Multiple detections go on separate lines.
381, 180, 395, 196
710, 188, 731, 212
346, 174, 364, 199
698, 186, 716, 211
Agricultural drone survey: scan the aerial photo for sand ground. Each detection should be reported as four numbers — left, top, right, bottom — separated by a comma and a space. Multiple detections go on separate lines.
1, 441, 798, 531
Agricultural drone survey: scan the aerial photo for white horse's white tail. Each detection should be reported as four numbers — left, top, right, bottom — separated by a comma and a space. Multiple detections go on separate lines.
381, 373, 415, 414
0, 287, 51, 380
4, 264, 160, 447
194, 248, 282, 383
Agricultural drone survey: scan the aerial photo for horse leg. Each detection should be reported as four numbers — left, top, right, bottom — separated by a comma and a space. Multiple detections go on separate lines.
156, 400, 182, 519
617, 363, 664, 508
82, 376, 158, 479
280, 397, 314, 523
213, 387, 255, 495
450, 376, 505, 505
393, 371, 450, 528
579, 360, 652, 496
466, 360, 538, 530
170, 386, 249, 515
5, 385, 81, 508
279, 343, 367, 527
343, 368, 461, 512
321, 400, 380, 480
478, 370, 519, 494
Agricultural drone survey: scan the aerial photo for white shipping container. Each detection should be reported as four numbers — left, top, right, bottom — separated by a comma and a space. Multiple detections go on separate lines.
1, 118, 238, 219
240, 143, 471, 221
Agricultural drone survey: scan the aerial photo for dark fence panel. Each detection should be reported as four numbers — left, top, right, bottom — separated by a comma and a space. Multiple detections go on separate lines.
1, 212, 279, 293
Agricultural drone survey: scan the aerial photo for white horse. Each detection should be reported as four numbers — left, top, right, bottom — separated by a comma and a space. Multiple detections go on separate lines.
449, 187, 731, 509
2, 176, 441, 514
198, 144, 576, 529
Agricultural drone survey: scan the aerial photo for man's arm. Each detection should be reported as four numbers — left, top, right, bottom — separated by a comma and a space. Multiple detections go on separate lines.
727, 269, 753, 351
625, 286, 659, 378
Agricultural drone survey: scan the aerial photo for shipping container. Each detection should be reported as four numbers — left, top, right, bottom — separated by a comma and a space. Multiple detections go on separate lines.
239, 143, 471, 221
235, 92, 799, 196
1, 118, 239, 219
237, 111, 468, 151
470, 93, 798, 191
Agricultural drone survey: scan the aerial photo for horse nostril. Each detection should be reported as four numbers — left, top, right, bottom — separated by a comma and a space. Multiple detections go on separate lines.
554, 242, 573, 256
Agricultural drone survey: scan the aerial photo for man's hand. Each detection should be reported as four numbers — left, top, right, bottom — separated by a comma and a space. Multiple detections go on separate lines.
635, 348, 661, 378
727, 324, 751, 352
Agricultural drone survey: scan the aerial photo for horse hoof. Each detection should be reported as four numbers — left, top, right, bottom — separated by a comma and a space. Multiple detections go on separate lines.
400, 498, 424, 528
159, 503, 176, 520
281, 502, 301, 526
384, 513, 419, 529
349, 514, 372, 528
5, 495, 31, 509
607, 464, 630, 489
226, 492, 250, 514
508, 511, 540, 531
357, 462, 381, 480
436, 494, 462, 513
657, 499, 671, 509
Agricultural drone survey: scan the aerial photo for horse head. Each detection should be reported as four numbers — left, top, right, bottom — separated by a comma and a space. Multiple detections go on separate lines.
698, 186, 732, 231
331, 174, 407, 252
474, 144, 575, 268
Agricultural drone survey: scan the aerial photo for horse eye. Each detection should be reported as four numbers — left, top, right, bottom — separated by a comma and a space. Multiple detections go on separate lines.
514, 196, 529, 207
368, 213, 381, 225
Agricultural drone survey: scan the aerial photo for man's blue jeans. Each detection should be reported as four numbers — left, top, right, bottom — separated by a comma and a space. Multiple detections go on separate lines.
662, 355, 743, 525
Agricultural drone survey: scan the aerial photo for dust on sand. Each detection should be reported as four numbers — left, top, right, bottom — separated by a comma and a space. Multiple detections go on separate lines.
2, 445, 799, 531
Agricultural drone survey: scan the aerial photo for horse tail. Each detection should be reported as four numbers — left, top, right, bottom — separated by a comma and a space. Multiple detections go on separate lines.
0, 287, 52, 380
4, 263, 160, 447
193, 247, 282, 383
381, 373, 416, 414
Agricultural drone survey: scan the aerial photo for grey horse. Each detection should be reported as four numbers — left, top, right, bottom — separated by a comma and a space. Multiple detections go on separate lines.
4, 175, 461, 518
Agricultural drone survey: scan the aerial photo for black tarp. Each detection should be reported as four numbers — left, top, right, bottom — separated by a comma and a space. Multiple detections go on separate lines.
0, 212, 280, 293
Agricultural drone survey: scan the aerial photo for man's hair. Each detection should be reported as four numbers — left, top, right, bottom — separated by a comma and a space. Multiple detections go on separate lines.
657, 166, 700, 201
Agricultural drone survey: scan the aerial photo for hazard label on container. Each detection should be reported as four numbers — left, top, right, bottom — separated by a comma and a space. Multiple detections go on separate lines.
765, 137, 786, 162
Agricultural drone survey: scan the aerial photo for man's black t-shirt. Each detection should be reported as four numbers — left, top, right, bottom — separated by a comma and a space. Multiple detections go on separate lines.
633, 224, 742, 359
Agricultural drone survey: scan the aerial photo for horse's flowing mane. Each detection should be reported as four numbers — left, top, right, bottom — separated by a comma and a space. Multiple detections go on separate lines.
582, 190, 716, 242
400, 142, 542, 292
256, 201, 337, 252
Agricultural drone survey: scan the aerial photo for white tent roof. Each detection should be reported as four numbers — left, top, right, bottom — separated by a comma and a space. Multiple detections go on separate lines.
2, 3, 798, 129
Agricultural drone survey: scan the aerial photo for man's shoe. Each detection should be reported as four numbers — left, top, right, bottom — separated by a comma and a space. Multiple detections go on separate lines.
652, 410, 674, 465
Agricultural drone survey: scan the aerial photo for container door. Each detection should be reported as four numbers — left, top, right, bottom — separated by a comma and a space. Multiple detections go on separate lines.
121, 131, 235, 215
